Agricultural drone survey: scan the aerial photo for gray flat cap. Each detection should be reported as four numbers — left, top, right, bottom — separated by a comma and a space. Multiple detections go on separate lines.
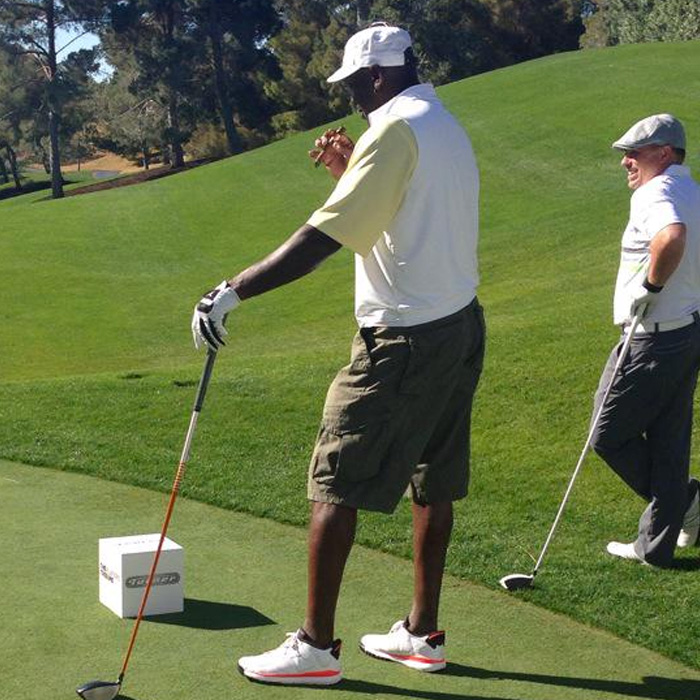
612, 113, 686, 151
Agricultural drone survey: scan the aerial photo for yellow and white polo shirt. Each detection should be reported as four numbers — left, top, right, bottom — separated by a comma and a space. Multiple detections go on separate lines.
308, 83, 480, 327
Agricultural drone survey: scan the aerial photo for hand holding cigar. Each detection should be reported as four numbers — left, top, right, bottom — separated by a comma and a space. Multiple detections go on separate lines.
314, 126, 347, 167
310, 126, 353, 179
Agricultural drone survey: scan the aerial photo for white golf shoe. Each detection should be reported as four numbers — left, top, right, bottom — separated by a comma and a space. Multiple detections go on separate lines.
677, 480, 700, 548
238, 630, 342, 685
359, 619, 446, 672
606, 541, 646, 563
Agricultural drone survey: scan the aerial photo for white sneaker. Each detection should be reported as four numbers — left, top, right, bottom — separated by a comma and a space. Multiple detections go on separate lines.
359, 620, 446, 672
677, 480, 700, 548
238, 630, 342, 685
606, 541, 645, 563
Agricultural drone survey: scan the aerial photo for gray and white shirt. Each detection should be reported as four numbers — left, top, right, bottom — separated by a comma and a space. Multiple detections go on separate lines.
614, 164, 700, 325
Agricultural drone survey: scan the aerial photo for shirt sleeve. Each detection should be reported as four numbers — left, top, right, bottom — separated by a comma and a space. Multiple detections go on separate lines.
307, 117, 418, 257
641, 181, 684, 238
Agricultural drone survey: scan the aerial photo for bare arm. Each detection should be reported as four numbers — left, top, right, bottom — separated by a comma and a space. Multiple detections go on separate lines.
647, 223, 686, 286
229, 224, 342, 301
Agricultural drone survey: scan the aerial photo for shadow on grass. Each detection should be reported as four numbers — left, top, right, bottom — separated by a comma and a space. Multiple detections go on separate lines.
144, 598, 274, 630
114, 667, 698, 700
441, 663, 699, 700
670, 556, 700, 572
341, 678, 517, 699
0, 180, 52, 200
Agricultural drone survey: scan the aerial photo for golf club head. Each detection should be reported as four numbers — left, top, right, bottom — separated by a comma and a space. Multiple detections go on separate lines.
76, 680, 121, 700
499, 573, 535, 591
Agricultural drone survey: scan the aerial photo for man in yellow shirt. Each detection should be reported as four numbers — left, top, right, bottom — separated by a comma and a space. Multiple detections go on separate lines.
192, 23, 484, 684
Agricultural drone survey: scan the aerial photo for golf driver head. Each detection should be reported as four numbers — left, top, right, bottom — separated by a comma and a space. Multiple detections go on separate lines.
499, 573, 535, 591
76, 680, 121, 700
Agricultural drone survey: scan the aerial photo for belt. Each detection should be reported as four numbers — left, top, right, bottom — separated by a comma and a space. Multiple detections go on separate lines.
623, 311, 700, 335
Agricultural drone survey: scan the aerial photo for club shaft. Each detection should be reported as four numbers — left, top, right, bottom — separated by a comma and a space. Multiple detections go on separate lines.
118, 350, 217, 681
532, 313, 642, 575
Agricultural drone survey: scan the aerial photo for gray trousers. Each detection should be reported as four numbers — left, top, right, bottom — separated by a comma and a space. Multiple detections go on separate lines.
590, 318, 700, 566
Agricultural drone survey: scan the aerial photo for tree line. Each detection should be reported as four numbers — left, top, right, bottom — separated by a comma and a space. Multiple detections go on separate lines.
0, 1, 695, 199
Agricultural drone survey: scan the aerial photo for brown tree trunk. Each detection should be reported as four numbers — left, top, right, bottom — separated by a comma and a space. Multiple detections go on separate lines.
167, 95, 185, 168
5, 144, 22, 190
208, 2, 242, 155
46, 0, 64, 199
356, 0, 371, 26
0, 152, 9, 184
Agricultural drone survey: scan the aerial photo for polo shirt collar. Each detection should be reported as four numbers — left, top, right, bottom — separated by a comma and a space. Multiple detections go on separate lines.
368, 83, 437, 127
664, 164, 690, 178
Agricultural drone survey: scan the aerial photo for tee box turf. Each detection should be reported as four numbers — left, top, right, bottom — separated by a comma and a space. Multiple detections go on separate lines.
98, 534, 184, 618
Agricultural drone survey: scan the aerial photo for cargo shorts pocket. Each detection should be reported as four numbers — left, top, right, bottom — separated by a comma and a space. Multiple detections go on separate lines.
361, 328, 423, 397
311, 420, 392, 484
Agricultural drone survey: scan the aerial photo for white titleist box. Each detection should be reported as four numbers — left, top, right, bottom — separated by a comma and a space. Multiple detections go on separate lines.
99, 534, 184, 618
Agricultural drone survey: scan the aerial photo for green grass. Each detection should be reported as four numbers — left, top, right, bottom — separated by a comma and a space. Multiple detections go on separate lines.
2, 460, 699, 700
0, 168, 101, 201
1, 40, 700, 671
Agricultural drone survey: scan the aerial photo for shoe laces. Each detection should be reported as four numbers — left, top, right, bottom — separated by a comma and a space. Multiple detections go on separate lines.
255, 632, 301, 660
281, 632, 302, 656
390, 620, 406, 634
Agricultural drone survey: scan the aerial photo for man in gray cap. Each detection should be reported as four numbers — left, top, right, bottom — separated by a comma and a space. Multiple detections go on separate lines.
591, 113, 700, 566
192, 23, 484, 683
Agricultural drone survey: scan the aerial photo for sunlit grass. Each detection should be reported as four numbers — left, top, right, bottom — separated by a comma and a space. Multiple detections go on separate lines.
1, 41, 700, 669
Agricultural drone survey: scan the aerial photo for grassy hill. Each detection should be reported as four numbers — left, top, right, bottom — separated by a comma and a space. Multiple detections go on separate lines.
1, 41, 700, 669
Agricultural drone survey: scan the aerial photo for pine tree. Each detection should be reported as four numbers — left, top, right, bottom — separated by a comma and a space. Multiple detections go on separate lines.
102, 0, 202, 168
581, 0, 700, 45
185, 0, 280, 156
0, 0, 101, 197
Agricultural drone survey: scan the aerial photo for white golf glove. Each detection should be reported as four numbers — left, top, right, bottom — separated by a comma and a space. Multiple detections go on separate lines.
628, 277, 663, 320
191, 280, 241, 351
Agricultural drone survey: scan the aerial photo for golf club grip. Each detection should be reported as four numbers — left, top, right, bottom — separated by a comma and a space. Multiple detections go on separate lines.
533, 312, 642, 574
194, 349, 217, 412
118, 349, 218, 680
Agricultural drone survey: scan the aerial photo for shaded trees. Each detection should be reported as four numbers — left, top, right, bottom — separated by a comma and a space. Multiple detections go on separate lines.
263, 1, 351, 136
0, 0, 101, 197
0, 0, 67, 196
186, 0, 280, 155
1, 0, 595, 175
101, 0, 199, 168
264, 0, 586, 137
484, 0, 584, 62
0, 40, 32, 188
581, 0, 700, 46
100, 0, 280, 166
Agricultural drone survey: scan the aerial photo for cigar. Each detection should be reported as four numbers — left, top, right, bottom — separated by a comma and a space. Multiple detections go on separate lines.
314, 126, 346, 168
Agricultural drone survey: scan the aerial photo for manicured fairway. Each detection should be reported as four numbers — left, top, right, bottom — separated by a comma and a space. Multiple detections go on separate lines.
3, 41, 700, 677
1, 459, 698, 700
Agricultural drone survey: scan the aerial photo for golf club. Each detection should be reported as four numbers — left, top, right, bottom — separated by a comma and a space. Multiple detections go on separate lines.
77, 348, 219, 700
499, 309, 644, 591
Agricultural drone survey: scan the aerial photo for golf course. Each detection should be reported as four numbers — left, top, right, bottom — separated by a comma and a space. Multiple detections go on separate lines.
1, 40, 700, 699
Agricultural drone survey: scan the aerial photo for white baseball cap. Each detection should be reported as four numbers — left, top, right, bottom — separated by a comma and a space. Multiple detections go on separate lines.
612, 113, 686, 151
327, 23, 413, 83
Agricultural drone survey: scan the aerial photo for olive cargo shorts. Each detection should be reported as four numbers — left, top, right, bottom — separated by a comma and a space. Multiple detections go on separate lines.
308, 300, 485, 513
